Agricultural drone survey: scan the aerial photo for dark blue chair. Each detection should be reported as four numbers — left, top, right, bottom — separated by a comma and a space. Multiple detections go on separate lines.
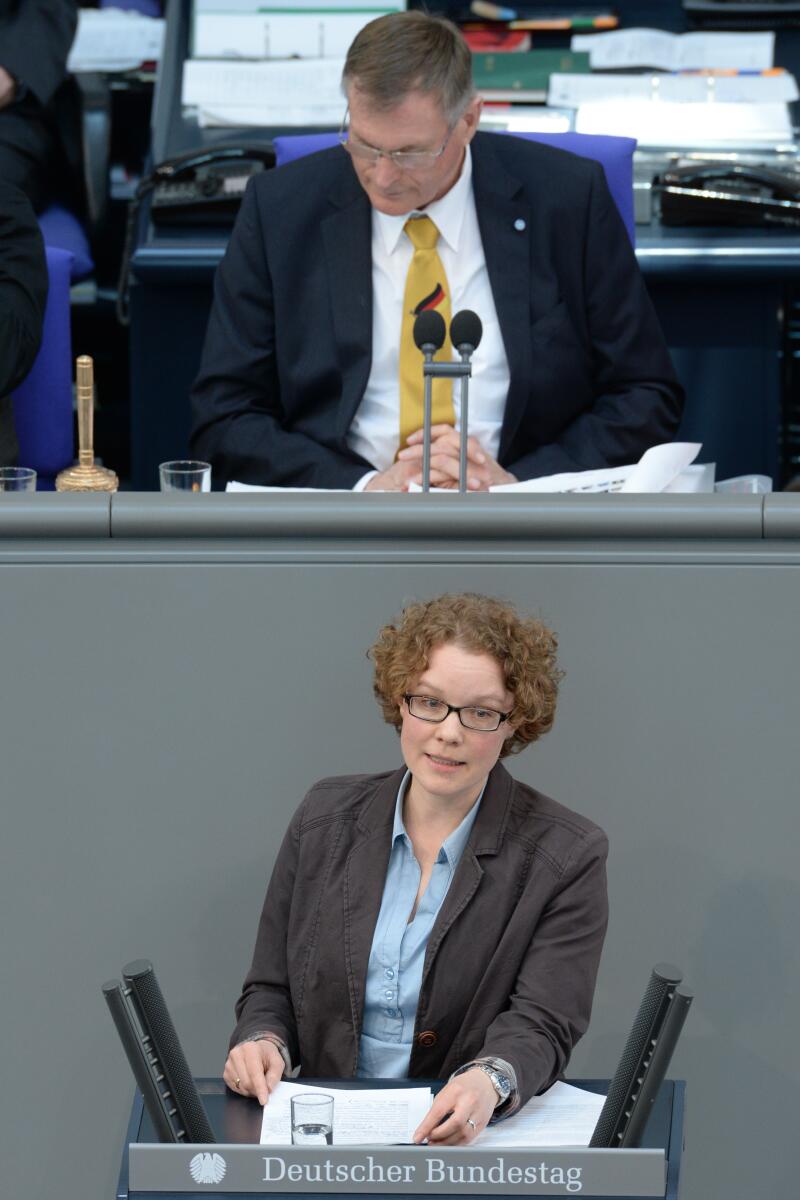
11, 245, 75, 488
38, 203, 94, 282
273, 129, 637, 244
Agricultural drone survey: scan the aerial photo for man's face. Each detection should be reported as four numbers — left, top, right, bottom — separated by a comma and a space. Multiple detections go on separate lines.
345, 85, 482, 216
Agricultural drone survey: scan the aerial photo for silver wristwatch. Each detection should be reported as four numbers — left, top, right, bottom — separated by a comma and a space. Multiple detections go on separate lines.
476, 1063, 512, 1106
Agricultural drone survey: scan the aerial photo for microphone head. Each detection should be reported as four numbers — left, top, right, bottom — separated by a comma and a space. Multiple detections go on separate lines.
450, 309, 483, 353
413, 309, 446, 353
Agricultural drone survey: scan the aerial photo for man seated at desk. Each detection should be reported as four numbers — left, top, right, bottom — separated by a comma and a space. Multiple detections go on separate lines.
190, 10, 683, 491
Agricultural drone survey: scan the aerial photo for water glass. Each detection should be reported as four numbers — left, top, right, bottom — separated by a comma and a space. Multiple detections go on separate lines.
291, 1093, 334, 1146
159, 460, 211, 493
0, 467, 36, 492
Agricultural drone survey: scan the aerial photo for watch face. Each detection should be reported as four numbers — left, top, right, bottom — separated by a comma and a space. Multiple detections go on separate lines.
484, 1066, 511, 1101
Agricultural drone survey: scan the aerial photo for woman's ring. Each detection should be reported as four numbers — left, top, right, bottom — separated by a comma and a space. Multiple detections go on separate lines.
467, 1118, 477, 1132
235, 1077, 241, 1089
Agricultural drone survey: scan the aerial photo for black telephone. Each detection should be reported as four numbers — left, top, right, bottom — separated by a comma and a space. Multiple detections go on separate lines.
116, 143, 275, 324
148, 144, 275, 226
656, 161, 800, 228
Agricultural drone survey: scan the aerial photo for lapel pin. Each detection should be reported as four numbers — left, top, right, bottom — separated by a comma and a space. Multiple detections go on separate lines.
514, 218, 526, 232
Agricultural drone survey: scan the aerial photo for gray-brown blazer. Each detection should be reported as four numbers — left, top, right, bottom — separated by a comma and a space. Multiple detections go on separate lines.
232, 762, 608, 1107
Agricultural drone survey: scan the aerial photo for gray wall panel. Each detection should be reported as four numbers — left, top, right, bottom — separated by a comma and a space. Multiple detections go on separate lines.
0, 550, 797, 1200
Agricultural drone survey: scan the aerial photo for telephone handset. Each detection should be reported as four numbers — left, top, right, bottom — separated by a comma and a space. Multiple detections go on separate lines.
148, 144, 275, 226
116, 143, 275, 325
656, 161, 800, 228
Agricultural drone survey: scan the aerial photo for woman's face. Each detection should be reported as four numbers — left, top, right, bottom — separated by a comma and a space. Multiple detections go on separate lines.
399, 641, 515, 813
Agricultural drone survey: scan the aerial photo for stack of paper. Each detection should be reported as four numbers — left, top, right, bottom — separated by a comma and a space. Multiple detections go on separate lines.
549, 72, 798, 108
260, 1081, 432, 1146
565, 28, 792, 149
191, 0, 404, 60
182, 58, 346, 128
67, 8, 165, 72
571, 28, 775, 71
229, 443, 706, 497
259, 1080, 607, 1148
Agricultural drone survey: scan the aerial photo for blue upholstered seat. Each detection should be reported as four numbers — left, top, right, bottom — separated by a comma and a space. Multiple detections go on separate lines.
273, 129, 636, 244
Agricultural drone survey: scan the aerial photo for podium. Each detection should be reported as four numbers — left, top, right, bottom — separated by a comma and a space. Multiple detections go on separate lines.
115, 1080, 685, 1199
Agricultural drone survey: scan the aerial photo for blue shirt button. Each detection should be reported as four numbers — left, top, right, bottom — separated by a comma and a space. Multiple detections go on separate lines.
384, 968, 395, 979
384, 989, 393, 1000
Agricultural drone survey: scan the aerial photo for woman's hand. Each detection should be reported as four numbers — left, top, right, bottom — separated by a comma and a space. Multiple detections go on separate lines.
223, 1039, 285, 1106
413, 1067, 498, 1145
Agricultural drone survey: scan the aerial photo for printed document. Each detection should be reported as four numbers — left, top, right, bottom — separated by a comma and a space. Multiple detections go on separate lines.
476, 1082, 606, 1148
67, 9, 165, 72
260, 1081, 433, 1146
182, 58, 345, 127
549, 71, 798, 108
571, 28, 774, 71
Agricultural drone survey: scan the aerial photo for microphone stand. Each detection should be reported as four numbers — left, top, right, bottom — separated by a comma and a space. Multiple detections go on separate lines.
421, 358, 472, 492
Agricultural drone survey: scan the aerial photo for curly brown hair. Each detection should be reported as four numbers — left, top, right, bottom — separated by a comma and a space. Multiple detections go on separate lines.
369, 593, 562, 757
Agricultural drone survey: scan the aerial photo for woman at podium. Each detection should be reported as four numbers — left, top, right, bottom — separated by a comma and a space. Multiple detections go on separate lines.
223, 593, 608, 1145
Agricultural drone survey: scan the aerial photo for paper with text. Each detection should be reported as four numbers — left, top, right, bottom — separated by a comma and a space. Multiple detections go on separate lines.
490, 442, 701, 495
477, 1082, 606, 1148
571, 28, 774, 71
68, 9, 165, 72
549, 71, 797, 108
260, 1081, 433, 1147
182, 58, 345, 127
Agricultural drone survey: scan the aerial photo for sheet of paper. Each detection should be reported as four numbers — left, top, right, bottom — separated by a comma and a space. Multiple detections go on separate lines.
575, 100, 793, 148
226, 482, 354, 492
183, 58, 345, 127
490, 442, 701, 495
230, 445, 702, 496
476, 1082, 606, 1148
192, 12, 399, 60
260, 1081, 432, 1146
67, 9, 165, 72
664, 462, 716, 493
549, 71, 798, 108
480, 106, 572, 134
571, 28, 774, 72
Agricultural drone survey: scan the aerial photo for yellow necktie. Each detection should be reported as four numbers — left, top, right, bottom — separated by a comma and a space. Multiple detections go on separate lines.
398, 216, 454, 452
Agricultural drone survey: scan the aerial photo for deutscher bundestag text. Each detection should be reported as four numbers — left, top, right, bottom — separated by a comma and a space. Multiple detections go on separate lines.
262, 1155, 584, 1193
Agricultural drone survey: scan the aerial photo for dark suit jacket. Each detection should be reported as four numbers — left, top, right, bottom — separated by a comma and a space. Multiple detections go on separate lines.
231, 763, 609, 1108
0, 0, 77, 107
0, 180, 47, 465
191, 132, 683, 489
0, 1, 78, 209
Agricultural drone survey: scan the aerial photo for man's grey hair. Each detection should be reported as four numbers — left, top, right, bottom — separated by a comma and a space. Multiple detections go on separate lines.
342, 10, 476, 125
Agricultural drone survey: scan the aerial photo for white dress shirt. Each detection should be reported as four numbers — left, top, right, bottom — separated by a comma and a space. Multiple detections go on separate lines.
347, 147, 510, 487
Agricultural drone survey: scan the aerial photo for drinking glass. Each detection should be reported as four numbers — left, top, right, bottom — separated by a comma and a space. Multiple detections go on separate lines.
159, 460, 211, 492
290, 1093, 334, 1146
0, 467, 36, 492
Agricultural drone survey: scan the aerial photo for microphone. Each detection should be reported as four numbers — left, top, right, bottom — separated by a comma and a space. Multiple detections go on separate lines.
412, 310, 446, 492
449, 311, 483, 493
413, 309, 446, 354
450, 310, 483, 356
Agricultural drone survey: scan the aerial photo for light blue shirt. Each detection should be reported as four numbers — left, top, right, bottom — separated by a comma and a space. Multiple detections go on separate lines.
356, 771, 483, 1079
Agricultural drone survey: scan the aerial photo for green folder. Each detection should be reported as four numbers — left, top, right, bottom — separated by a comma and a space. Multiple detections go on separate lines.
473, 50, 591, 101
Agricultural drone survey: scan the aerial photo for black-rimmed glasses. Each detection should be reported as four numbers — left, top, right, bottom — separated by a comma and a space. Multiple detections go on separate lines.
339, 107, 455, 171
403, 694, 510, 732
